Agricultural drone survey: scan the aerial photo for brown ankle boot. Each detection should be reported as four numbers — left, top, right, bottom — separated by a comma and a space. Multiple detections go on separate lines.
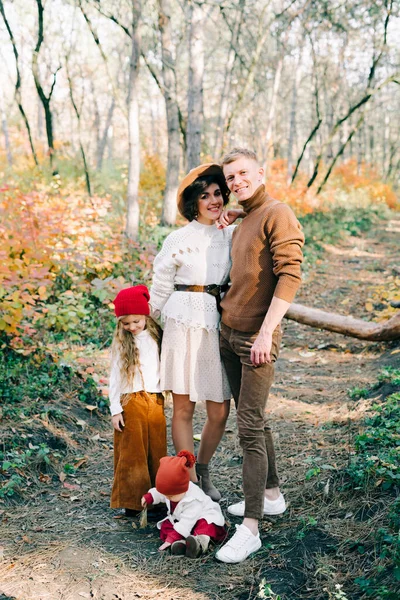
195, 463, 221, 501
185, 534, 210, 558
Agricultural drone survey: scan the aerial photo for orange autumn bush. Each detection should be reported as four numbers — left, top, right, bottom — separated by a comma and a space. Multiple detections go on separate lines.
266, 158, 398, 213
332, 160, 398, 209
265, 159, 318, 215
0, 179, 155, 341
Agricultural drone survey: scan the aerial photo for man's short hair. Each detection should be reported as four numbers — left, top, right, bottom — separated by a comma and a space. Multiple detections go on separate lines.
221, 147, 259, 166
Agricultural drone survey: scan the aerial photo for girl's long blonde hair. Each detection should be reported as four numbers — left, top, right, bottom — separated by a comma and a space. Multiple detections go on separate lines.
111, 316, 162, 385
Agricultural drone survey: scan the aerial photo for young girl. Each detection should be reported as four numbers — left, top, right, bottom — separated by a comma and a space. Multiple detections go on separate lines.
141, 450, 227, 558
109, 285, 167, 516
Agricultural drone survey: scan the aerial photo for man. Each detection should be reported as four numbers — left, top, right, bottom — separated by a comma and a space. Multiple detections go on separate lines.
215, 148, 304, 564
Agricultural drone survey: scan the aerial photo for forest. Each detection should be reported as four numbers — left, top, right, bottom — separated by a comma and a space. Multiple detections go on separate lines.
0, 1, 399, 599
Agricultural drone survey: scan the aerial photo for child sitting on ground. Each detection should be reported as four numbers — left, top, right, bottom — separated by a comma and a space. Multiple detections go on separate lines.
141, 450, 227, 558
109, 285, 167, 517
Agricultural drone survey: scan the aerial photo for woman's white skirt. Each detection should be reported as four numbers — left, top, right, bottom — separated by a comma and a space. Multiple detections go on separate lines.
160, 318, 231, 402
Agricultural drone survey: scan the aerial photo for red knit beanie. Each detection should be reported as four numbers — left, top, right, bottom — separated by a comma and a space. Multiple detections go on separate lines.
113, 285, 150, 317
155, 450, 196, 496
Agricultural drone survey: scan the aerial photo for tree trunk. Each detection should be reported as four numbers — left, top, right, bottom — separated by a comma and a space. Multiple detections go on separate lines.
126, 1, 141, 241
0, 89, 12, 166
306, 3, 395, 190
32, 0, 59, 171
285, 304, 400, 342
306, 76, 396, 190
186, 1, 204, 171
107, 126, 113, 162
382, 112, 390, 175
213, 0, 244, 157
225, 6, 271, 143
37, 96, 44, 142
158, 0, 180, 225
265, 55, 284, 175
78, 1, 127, 119
287, 51, 303, 184
92, 86, 101, 167
369, 122, 374, 164
96, 97, 115, 171
66, 62, 92, 196
0, 0, 38, 165
316, 112, 365, 194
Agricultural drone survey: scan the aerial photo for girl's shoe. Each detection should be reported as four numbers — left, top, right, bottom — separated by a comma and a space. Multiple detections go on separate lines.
195, 463, 221, 502
171, 540, 186, 555
185, 534, 210, 559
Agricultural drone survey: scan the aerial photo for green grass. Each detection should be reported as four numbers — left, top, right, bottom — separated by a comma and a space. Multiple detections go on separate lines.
299, 204, 384, 265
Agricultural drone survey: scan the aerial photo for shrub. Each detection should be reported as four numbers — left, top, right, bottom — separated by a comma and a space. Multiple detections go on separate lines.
347, 393, 400, 490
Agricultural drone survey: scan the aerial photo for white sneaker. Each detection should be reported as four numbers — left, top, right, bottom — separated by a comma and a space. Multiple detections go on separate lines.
227, 493, 286, 517
215, 524, 261, 564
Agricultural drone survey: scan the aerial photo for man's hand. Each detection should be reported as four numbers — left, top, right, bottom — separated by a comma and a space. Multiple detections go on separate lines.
250, 331, 272, 366
216, 208, 244, 229
111, 413, 125, 432
159, 541, 171, 551
251, 297, 290, 366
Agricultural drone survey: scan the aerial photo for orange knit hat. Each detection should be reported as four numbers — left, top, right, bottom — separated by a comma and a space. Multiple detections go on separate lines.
155, 450, 196, 496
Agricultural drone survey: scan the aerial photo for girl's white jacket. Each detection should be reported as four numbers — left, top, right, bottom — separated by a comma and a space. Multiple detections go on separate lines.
148, 481, 225, 538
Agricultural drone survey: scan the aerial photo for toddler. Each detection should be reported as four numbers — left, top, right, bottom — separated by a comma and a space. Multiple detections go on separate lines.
142, 450, 226, 558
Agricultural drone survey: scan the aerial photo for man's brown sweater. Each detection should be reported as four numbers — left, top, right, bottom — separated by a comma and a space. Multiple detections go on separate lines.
221, 184, 304, 332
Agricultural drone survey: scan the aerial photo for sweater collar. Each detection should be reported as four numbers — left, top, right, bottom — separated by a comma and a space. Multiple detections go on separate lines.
135, 329, 149, 340
190, 219, 217, 233
238, 184, 268, 214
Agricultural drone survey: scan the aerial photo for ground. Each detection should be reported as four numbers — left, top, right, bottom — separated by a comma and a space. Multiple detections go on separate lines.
0, 215, 399, 600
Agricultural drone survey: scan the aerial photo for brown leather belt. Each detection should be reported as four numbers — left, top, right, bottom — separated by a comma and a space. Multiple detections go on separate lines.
174, 283, 229, 314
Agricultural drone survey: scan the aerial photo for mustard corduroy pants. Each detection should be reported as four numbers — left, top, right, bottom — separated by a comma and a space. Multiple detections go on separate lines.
111, 391, 167, 511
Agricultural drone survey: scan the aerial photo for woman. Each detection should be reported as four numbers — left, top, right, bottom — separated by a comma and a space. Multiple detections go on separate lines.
150, 163, 234, 501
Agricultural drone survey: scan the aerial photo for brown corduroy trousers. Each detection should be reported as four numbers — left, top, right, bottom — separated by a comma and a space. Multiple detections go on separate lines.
220, 323, 282, 520
111, 391, 167, 511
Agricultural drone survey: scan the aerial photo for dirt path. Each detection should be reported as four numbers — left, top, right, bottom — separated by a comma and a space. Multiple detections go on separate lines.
1, 216, 399, 600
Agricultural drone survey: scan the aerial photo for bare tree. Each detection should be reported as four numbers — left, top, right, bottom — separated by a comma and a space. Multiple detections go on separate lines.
186, 0, 205, 170
0, 0, 38, 165
286, 47, 303, 183
0, 86, 12, 166
158, 0, 180, 225
65, 58, 92, 196
79, 0, 142, 239
77, 1, 127, 118
212, 0, 245, 157
264, 52, 284, 173
32, 0, 61, 171
291, 31, 322, 183
126, 0, 142, 240
305, 0, 398, 192
1, 0, 398, 198
96, 97, 115, 171
224, 3, 272, 140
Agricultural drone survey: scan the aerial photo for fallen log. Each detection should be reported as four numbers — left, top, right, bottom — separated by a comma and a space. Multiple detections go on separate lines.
285, 303, 400, 341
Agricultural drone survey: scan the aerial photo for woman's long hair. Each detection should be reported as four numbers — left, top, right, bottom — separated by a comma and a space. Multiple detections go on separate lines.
111, 316, 162, 385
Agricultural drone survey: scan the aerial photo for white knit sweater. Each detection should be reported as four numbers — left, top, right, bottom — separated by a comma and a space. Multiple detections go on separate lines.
108, 329, 161, 416
150, 220, 234, 330
149, 482, 225, 538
